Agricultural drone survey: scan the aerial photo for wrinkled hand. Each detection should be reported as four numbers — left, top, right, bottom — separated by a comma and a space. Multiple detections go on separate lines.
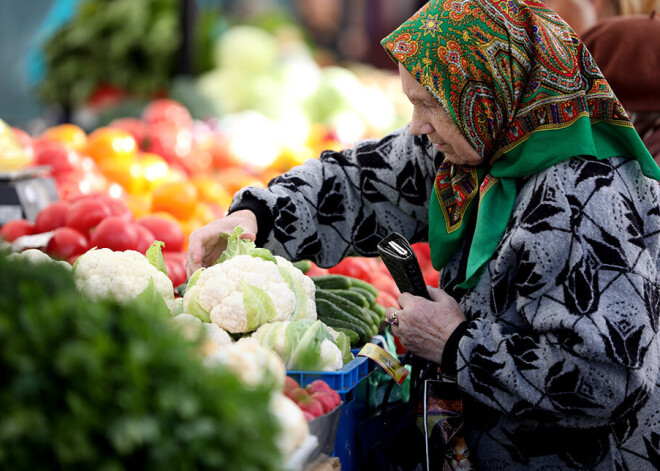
387, 287, 466, 364
186, 210, 258, 278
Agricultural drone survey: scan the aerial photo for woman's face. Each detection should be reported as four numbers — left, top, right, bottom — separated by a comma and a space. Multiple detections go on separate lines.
399, 63, 483, 166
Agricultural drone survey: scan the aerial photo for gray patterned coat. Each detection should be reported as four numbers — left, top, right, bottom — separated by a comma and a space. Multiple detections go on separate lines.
231, 126, 660, 469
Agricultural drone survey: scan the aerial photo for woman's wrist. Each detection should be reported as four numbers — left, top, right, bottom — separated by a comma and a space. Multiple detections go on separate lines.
440, 320, 469, 378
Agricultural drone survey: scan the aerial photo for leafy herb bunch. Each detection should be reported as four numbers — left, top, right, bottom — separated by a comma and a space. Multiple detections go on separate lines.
39, 0, 180, 106
0, 253, 282, 470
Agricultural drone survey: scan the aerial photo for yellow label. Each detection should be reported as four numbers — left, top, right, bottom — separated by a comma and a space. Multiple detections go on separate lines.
358, 343, 409, 385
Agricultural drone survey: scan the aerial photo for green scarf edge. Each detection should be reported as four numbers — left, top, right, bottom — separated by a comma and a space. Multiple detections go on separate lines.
430, 116, 660, 290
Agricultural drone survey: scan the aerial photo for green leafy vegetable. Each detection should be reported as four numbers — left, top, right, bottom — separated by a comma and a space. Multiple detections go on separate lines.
146, 240, 167, 276
0, 253, 282, 469
217, 227, 276, 263
241, 280, 277, 330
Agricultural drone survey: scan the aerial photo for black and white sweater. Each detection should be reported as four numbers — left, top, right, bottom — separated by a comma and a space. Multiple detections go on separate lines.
231, 127, 660, 470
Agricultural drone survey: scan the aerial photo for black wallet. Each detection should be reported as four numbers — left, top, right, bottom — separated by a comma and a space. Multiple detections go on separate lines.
377, 232, 430, 299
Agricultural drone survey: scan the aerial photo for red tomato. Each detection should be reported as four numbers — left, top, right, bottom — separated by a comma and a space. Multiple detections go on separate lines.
369, 272, 401, 299
163, 251, 187, 287
11, 127, 34, 158
64, 198, 113, 236
375, 291, 400, 309
327, 257, 375, 282
135, 215, 184, 252
46, 227, 88, 260
306, 262, 330, 277
141, 99, 193, 130
90, 216, 139, 252
98, 194, 133, 222
134, 223, 155, 254
33, 138, 81, 175
0, 219, 34, 242
33, 201, 71, 233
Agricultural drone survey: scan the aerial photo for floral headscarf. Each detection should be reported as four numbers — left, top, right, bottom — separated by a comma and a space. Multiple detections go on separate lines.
382, 0, 659, 288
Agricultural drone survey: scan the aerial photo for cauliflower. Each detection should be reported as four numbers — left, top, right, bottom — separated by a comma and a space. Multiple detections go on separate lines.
251, 319, 346, 372
270, 392, 311, 459
183, 227, 317, 334
171, 313, 233, 356
8, 249, 71, 270
73, 247, 175, 314
184, 254, 296, 333
275, 256, 316, 321
204, 337, 286, 391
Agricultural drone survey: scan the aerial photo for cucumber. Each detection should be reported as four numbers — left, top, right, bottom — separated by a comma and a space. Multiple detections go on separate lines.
325, 288, 370, 308
315, 290, 376, 330
312, 275, 353, 290
315, 299, 372, 343
335, 327, 360, 346
371, 303, 387, 322
347, 277, 379, 298
350, 286, 377, 307
292, 260, 312, 273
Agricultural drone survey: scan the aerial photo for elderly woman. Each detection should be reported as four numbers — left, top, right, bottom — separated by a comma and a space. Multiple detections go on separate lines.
188, 0, 660, 468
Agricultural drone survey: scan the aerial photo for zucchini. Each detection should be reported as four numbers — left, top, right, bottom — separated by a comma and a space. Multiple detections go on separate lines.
315, 299, 372, 343
325, 288, 370, 308
315, 290, 376, 330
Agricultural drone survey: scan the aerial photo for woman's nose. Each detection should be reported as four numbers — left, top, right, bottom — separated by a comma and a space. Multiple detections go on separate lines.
409, 112, 434, 136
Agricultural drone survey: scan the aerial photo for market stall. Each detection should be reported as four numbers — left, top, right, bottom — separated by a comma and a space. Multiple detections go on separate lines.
0, 2, 432, 469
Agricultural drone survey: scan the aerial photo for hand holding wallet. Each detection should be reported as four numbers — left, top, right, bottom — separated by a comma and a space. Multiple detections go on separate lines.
377, 232, 430, 299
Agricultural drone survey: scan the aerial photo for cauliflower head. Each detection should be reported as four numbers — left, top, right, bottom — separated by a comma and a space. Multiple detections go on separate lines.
171, 313, 233, 356
275, 256, 316, 321
8, 249, 71, 269
269, 392, 311, 459
251, 319, 345, 372
204, 337, 286, 391
183, 254, 296, 333
73, 248, 175, 314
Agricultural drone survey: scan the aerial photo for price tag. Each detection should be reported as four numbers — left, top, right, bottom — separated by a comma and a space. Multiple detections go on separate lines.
358, 342, 409, 384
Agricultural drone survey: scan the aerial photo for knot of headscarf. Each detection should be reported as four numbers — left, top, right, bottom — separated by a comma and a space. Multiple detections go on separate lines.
382, 0, 659, 288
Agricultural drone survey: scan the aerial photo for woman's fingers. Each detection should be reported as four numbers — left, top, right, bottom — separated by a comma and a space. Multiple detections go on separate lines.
185, 210, 258, 277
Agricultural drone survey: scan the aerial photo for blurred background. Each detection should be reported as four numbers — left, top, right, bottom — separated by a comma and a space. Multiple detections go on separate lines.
0, 0, 427, 133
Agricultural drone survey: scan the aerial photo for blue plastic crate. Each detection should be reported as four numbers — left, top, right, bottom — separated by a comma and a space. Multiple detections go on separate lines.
287, 356, 369, 395
333, 371, 373, 471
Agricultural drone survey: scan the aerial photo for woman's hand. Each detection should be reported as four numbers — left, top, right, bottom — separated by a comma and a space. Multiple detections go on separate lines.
387, 287, 466, 364
186, 209, 258, 278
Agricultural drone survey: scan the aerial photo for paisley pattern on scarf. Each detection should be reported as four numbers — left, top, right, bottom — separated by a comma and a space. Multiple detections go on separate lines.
434, 161, 478, 232
381, 0, 657, 287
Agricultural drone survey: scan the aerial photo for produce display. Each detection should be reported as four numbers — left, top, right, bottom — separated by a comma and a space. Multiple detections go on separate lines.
0, 252, 283, 470
0, 14, 441, 468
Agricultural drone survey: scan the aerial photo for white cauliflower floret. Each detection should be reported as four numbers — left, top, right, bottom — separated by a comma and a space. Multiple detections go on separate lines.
204, 337, 286, 390
269, 392, 310, 459
73, 248, 175, 313
250, 319, 346, 371
8, 249, 71, 269
319, 339, 344, 372
172, 313, 233, 345
184, 254, 296, 333
275, 256, 317, 320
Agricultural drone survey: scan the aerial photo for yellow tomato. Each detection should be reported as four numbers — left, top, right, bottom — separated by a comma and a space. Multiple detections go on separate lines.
42, 124, 87, 151
151, 181, 199, 221
138, 152, 171, 191
190, 175, 233, 210
98, 158, 144, 195
124, 193, 153, 220
85, 127, 137, 164
215, 167, 264, 197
